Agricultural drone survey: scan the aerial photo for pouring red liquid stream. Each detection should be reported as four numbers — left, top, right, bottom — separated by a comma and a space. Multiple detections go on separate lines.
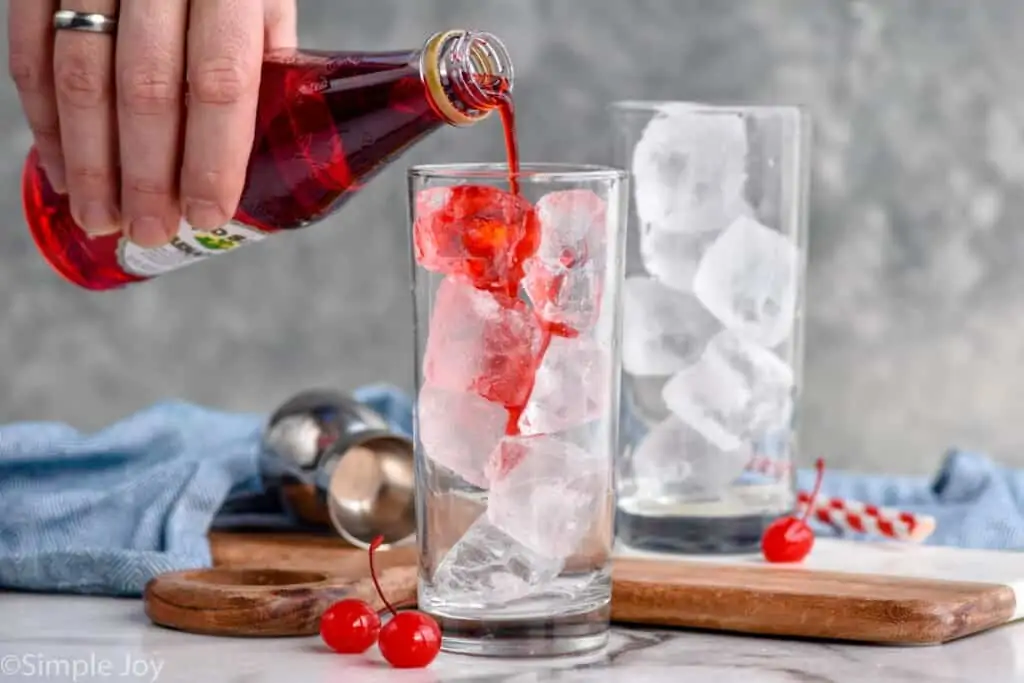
489, 94, 580, 439
493, 89, 540, 438
497, 96, 520, 195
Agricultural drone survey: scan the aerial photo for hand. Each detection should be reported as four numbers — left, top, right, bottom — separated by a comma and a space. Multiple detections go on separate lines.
8, 0, 298, 247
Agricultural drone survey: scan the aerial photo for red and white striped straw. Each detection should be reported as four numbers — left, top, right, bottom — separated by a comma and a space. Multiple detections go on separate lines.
796, 491, 937, 543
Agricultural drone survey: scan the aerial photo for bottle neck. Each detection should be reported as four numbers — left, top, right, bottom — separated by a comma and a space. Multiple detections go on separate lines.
420, 30, 514, 127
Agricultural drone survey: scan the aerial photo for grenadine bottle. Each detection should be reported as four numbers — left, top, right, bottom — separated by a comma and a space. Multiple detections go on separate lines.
22, 30, 514, 290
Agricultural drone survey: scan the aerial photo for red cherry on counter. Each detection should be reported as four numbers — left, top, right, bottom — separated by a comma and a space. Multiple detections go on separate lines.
368, 536, 442, 668
320, 599, 381, 654
378, 611, 443, 669
761, 458, 825, 563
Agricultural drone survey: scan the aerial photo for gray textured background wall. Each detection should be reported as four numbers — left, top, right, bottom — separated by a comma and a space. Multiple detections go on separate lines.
1, 0, 1021, 475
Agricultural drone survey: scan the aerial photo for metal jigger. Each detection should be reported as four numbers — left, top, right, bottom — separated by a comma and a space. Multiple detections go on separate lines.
261, 389, 416, 550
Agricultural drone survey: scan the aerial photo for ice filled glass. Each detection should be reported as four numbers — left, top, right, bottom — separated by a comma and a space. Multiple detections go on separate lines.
611, 102, 810, 554
408, 163, 627, 656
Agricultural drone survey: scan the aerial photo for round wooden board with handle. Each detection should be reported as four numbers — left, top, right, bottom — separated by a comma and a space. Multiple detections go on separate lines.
144, 534, 419, 637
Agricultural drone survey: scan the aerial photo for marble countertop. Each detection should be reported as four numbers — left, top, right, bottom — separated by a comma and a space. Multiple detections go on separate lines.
0, 593, 1020, 683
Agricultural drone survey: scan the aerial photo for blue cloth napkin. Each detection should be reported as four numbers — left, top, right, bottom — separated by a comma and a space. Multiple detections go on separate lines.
1, 383, 1022, 597
0, 384, 410, 596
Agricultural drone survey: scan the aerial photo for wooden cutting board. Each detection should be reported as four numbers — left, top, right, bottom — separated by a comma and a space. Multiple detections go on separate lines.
144, 531, 1024, 645
613, 540, 1024, 645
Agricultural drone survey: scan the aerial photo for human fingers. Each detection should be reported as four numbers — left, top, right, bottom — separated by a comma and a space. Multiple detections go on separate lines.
9, 0, 65, 193
264, 0, 297, 50
180, 0, 263, 230
52, 0, 120, 236
116, 0, 188, 247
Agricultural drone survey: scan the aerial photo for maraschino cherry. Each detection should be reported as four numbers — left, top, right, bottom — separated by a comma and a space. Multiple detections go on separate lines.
320, 598, 381, 654
761, 458, 825, 563
367, 536, 442, 669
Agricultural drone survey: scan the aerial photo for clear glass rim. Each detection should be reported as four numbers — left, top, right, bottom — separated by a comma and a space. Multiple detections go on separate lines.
609, 99, 806, 117
408, 162, 628, 183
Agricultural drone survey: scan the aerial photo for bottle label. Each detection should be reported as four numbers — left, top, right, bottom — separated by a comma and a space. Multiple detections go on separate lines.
117, 220, 268, 278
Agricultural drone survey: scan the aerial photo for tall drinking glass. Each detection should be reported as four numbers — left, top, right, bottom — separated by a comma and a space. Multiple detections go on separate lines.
610, 102, 810, 554
407, 163, 628, 656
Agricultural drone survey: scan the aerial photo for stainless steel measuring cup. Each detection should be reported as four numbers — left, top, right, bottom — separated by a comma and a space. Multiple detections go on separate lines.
261, 389, 416, 549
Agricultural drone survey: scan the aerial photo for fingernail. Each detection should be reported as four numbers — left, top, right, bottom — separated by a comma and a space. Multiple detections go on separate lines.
78, 201, 120, 235
128, 217, 172, 248
183, 200, 226, 229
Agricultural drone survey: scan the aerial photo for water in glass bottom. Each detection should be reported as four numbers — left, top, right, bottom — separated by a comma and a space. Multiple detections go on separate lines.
420, 571, 611, 657
616, 484, 792, 554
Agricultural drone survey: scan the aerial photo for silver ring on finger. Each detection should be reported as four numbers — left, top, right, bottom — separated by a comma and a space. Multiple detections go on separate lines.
53, 9, 118, 35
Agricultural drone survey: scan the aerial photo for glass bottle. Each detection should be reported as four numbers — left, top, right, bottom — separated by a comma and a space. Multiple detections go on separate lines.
21, 30, 514, 290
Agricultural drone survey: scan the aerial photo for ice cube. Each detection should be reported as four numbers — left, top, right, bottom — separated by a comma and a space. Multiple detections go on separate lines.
518, 336, 609, 435
640, 227, 720, 294
431, 516, 564, 607
423, 276, 546, 408
486, 434, 609, 558
631, 106, 749, 234
413, 185, 540, 294
622, 276, 719, 377
417, 384, 508, 489
693, 215, 800, 348
532, 189, 607, 266
424, 492, 487, 556
523, 261, 602, 337
632, 416, 752, 500
661, 331, 794, 451
522, 190, 607, 335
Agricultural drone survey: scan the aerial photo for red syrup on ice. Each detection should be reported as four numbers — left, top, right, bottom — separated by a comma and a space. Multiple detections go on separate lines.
413, 105, 576, 440
414, 126, 601, 442
23, 30, 515, 290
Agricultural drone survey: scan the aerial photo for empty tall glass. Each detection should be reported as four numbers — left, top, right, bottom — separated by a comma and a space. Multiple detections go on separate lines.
611, 102, 810, 554
408, 163, 627, 656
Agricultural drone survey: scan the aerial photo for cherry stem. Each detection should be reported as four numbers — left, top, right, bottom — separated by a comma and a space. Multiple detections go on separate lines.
377, 599, 416, 615
800, 458, 826, 524
368, 536, 397, 617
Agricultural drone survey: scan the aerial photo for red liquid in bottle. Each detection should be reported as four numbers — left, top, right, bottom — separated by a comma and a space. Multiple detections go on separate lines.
240, 50, 453, 232
22, 31, 515, 290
